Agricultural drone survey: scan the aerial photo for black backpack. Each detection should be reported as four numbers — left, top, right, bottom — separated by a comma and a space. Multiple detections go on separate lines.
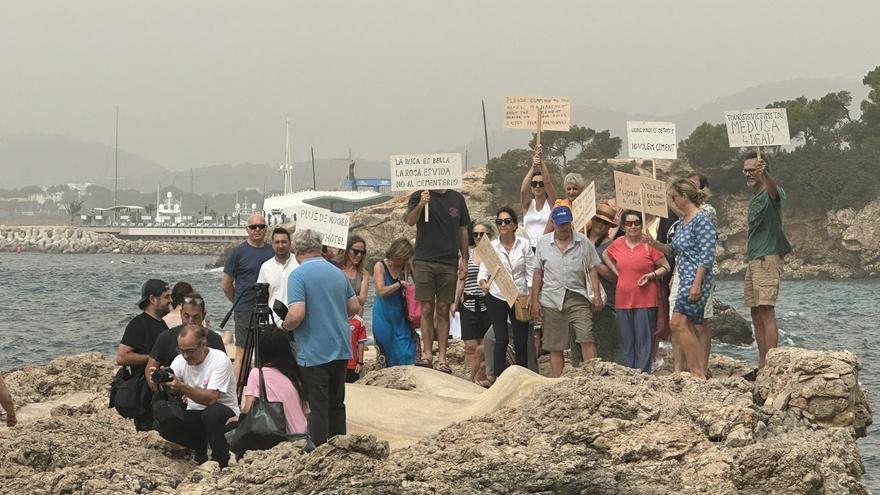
109, 367, 151, 419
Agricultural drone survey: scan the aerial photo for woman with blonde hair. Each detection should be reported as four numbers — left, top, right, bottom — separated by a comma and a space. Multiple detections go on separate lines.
372, 238, 417, 366
644, 179, 716, 379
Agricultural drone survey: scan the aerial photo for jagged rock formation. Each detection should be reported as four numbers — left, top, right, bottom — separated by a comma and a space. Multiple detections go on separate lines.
0, 226, 222, 255
0, 347, 871, 494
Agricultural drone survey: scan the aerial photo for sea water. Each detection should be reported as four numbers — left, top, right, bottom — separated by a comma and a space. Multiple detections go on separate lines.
0, 252, 878, 489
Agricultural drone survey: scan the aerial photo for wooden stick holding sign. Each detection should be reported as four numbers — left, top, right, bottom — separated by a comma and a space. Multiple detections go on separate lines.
640, 187, 649, 251
536, 108, 543, 148
424, 195, 429, 222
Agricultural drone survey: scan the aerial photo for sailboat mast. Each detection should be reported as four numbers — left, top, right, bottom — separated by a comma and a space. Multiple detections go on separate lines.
114, 106, 119, 209
284, 116, 292, 195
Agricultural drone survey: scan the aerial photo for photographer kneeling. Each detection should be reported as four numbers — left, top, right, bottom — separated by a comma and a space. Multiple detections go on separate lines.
151, 324, 240, 468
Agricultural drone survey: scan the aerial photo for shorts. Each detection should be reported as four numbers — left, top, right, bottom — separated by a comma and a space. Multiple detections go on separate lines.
744, 255, 783, 308
542, 291, 593, 351
413, 260, 457, 304
459, 300, 491, 341
234, 310, 254, 348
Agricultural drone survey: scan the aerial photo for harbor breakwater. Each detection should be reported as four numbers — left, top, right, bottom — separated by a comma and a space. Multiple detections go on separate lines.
0, 225, 223, 256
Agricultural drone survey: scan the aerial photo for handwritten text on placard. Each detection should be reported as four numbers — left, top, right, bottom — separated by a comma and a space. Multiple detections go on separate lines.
626, 121, 677, 159
724, 108, 791, 147
389, 153, 463, 191
504, 95, 571, 131
613, 171, 668, 218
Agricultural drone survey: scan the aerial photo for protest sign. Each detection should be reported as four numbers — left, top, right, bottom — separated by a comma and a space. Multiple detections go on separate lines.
571, 181, 596, 232
389, 153, 463, 192
626, 121, 677, 159
295, 204, 349, 250
613, 171, 667, 218
724, 108, 791, 147
474, 235, 519, 308
504, 95, 571, 131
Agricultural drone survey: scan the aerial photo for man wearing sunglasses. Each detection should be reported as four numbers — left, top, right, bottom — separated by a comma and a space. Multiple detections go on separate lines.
742, 151, 791, 376
146, 293, 228, 391
221, 214, 275, 382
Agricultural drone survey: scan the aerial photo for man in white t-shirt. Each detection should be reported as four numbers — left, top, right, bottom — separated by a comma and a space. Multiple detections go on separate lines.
257, 227, 299, 326
154, 324, 240, 467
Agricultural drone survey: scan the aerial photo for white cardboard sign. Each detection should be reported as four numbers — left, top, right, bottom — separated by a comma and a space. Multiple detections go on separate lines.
295, 204, 350, 250
724, 108, 791, 147
389, 153, 462, 191
474, 236, 519, 308
613, 171, 668, 218
571, 181, 596, 232
504, 95, 571, 131
626, 121, 677, 159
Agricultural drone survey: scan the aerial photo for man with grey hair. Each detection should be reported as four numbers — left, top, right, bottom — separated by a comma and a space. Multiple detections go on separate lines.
282, 228, 361, 446
153, 324, 239, 467
221, 213, 274, 382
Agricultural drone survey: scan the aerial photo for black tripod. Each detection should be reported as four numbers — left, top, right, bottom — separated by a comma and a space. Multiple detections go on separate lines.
218, 284, 278, 402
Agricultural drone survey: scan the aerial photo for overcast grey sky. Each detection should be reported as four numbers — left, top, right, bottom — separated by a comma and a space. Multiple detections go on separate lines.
2, 0, 877, 170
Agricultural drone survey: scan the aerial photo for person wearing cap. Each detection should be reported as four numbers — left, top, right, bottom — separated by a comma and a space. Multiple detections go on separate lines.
570, 203, 622, 366
531, 205, 604, 377
116, 278, 171, 430
221, 213, 274, 383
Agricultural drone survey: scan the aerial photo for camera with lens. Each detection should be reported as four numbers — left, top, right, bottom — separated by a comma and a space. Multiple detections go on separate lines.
151, 367, 175, 384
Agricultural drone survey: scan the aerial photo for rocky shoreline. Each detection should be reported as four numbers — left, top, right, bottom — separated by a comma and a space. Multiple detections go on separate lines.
0, 346, 872, 494
0, 225, 224, 256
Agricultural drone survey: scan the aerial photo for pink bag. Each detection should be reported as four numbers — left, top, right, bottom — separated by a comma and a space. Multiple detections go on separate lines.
404, 284, 422, 329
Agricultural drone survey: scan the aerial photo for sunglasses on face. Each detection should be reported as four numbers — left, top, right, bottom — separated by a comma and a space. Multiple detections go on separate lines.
473, 231, 487, 239
247, 224, 267, 230
624, 220, 642, 227
182, 296, 204, 305
350, 248, 366, 256
531, 181, 544, 188
495, 218, 514, 226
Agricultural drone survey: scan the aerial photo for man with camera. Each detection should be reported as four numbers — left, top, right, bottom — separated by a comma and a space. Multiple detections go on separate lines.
152, 324, 240, 468
146, 293, 227, 392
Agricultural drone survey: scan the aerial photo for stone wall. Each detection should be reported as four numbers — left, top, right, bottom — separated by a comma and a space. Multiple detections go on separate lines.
0, 225, 225, 256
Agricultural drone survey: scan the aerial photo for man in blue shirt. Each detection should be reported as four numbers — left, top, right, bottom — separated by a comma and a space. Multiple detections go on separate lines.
283, 228, 361, 446
221, 214, 274, 383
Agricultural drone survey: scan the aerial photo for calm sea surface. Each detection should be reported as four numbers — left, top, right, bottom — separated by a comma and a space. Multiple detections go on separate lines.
1, 253, 878, 489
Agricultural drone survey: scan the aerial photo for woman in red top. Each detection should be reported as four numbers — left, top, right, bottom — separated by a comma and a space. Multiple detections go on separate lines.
603, 210, 671, 372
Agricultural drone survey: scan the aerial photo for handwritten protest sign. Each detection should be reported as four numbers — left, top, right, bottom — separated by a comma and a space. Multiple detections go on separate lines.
571, 181, 596, 232
474, 236, 519, 307
504, 95, 571, 131
724, 108, 791, 147
626, 121, 677, 159
389, 153, 463, 191
613, 171, 667, 218
295, 204, 349, 250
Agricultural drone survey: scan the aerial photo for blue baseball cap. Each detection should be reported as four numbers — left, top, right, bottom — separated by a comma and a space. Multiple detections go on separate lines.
551, 205, 573, 225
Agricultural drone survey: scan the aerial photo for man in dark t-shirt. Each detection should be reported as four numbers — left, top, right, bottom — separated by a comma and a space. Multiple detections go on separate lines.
116, 278, 171, 431
146, 293, 227, 391
221, 214, 274, 382
405, 189, 470, 372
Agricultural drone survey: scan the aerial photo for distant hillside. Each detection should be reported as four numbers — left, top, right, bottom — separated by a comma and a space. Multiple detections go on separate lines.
0, 133, 170, 190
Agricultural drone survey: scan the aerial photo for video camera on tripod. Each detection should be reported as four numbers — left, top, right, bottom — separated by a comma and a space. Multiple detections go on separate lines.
219, 282, 285, 401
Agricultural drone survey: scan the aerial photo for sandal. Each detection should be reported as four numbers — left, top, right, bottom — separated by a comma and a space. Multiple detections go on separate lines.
414, 358, 432, 368
434, 362, 452, 374
475, 378, 492, 388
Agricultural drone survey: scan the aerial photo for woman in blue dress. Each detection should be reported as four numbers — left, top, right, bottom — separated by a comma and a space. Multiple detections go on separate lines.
645, 179, 716, 379
371, 238, 417, 367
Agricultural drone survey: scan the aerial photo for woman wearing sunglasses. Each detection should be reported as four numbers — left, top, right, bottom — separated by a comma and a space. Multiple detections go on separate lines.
341, 235, 370, 313
453, 220, 495, 386
603, 211, 670, 373
478, 207, 534, 377
644, 179, 717, 380
520, 144, 557, 251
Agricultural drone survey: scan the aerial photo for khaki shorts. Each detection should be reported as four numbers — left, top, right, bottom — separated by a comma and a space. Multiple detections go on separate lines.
744, 255, 783, 308
413, 260, 457, 304
542, 291, 593, 351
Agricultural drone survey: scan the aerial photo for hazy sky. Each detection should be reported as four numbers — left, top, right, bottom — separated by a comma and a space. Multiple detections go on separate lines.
2, 0, 878, 170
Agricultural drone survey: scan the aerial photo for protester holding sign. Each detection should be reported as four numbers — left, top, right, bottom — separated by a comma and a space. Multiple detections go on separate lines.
741, 151, 791, 377
644, 180, 717, 380
477, 207, 534, 377
405, 189, 471, 373
371, 238, 417, 368
531, 204, 604, 378
603, 211, 670, 373
453, 221, 495, 385
520, 144, 557, 250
